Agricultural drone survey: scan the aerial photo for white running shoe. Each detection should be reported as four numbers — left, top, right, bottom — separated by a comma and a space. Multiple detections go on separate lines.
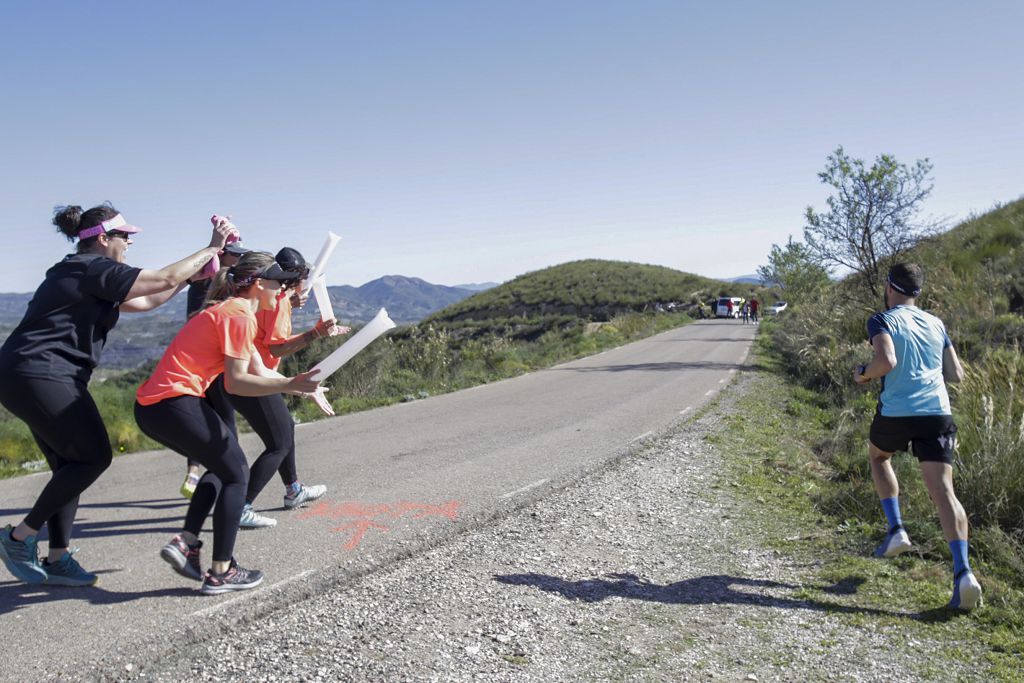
239, 505, 277, 529
283, 484, 327, 510
949, 570, 983, 611
874, 526, 912, 558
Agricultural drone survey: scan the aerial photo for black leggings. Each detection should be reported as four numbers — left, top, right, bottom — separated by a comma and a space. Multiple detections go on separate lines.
187, 374, 236, 469
0, 374, 112, 548
134, 396, 248, 562
229, 393, 298, 504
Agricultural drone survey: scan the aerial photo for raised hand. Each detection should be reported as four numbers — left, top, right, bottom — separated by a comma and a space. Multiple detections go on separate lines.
208, 215, 239, 251
305, 386, 334, 416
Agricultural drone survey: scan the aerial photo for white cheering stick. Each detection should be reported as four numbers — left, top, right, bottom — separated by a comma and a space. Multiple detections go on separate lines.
308, 308, 396, 381
302, 231, 341, 297
311, 274, 334, 323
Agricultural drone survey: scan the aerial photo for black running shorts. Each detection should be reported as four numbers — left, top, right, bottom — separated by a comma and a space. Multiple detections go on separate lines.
869, 412, 957, 464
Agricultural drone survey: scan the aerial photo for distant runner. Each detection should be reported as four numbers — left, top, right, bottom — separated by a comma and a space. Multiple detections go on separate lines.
854, 263, 981, 610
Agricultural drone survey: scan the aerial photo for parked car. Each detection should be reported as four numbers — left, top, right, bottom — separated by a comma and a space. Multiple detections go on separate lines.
716, 297, 745, 318
768, 301, 788, 315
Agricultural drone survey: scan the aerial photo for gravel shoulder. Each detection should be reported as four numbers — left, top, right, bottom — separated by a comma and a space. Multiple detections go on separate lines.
133, 370, 989, 682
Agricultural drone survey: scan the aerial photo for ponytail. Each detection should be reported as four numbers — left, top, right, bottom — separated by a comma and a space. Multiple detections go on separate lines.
202, 251, 276, 308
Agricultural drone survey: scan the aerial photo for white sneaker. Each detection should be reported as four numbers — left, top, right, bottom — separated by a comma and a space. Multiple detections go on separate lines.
283, 484, 327, 510
874, 526, 912, 558
949, 570, 982, 611
239, 505, 277, 529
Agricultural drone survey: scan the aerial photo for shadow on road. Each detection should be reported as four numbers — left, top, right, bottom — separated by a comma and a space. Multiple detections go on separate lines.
555, 361, 749, 373
494, 572, 904, 617
0, 498, 187, 517
0, 499, 188, 541
0, 581, 193, 615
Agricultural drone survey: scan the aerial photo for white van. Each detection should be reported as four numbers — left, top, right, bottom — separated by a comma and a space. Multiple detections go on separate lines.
716, 297, 744, 318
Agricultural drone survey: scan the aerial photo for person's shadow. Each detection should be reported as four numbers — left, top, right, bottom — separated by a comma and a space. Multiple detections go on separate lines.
0, 574, 194, 615
494, 572, 904, 617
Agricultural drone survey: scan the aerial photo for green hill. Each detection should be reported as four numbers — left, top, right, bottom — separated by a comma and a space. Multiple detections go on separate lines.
425, 259, 750, 335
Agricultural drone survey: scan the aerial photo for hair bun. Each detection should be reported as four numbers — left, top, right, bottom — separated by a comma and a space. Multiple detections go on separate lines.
52, 204, 84, 241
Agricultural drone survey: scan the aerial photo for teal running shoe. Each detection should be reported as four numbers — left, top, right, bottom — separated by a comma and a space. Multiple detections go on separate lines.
43, 549, 98, 587
0, 524, 47, 584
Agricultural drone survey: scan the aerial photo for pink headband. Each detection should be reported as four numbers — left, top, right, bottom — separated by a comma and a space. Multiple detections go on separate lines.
78, 214, 141, 240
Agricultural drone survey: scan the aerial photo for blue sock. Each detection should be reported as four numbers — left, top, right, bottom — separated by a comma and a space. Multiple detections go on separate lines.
880, 497, 902, 531
286, 482, 302, 496
950, 540, 970, 577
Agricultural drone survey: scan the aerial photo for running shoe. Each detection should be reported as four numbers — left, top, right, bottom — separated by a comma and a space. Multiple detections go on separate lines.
0, 524, 47, 584
948, 569, 983, 611
239, 504, 277, 529
873, 525, 912, 558
200, 559, 264, 595
180, 473, 200, 500
43, 549, 98, 587
160, 535, 204, 581
283, 483, 327, 510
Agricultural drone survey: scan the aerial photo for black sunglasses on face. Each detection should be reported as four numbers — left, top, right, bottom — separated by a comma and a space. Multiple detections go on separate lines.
106, 231, 132, 241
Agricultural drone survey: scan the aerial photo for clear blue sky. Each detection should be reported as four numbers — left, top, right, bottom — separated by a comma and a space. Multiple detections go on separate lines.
2, 1, 1021, 292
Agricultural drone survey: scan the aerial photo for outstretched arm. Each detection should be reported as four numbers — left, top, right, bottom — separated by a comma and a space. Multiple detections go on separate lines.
245, 352, 334, 415
121, 218, 237, 307
223, 355, 321, 397
269, 318, 350, 358
120, 281, 189, 313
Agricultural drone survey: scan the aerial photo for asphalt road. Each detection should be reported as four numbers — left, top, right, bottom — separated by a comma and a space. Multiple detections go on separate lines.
0, 318, 756, 681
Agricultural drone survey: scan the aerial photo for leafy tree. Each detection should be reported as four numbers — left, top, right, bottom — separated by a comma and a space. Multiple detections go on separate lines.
804, 146, 937, 299
757, 236, 830, 299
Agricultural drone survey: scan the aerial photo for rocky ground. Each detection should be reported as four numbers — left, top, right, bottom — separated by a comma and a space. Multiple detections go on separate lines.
129, 373, 987, 682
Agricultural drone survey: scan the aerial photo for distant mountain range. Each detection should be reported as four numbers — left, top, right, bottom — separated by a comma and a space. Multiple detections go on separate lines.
727, 274, 763, 285
317, 276, 493, 325
0, 276, 496, 369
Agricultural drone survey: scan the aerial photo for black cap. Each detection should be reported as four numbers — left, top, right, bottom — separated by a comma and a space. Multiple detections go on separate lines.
275, 247, 307, 272
224, 242, 250, 257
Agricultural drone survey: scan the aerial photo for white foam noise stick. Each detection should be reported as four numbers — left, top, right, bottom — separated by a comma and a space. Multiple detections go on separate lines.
302, 231, 341, 297
311, 275, 334, 323
309, 308, 396, 381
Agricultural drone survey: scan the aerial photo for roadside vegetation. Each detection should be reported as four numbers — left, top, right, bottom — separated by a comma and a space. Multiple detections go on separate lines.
0, 259, 751, 477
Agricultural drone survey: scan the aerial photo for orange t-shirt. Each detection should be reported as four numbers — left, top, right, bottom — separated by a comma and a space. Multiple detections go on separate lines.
136, 298, 257, 406
254, 293, 293, 371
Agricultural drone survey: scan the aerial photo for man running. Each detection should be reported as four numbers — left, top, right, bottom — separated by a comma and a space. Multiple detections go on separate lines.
854, 263, 981, 610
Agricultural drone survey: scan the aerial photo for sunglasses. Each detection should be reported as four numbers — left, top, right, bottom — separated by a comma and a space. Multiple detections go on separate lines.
106, 231, 132, 241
